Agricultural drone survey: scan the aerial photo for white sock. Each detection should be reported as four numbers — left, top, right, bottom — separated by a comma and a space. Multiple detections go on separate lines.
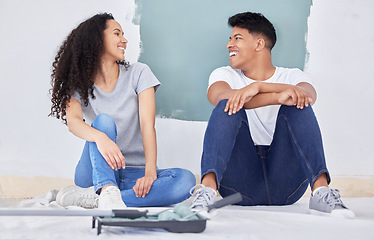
312, 186, 328, 196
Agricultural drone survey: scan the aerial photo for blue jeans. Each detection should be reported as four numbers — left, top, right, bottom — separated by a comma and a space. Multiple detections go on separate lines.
74, 114, 196, 207
201, 100, 331, 206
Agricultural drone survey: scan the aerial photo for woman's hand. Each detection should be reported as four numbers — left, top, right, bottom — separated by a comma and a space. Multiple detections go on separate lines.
95, 133, 125, 170
133, 173, 157, 198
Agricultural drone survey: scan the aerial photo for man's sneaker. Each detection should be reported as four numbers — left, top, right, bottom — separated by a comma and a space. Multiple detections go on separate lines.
189, 184, 218, 218
98, 186, 126, 209
309, 186, 355, 219
56, 185, 98, 209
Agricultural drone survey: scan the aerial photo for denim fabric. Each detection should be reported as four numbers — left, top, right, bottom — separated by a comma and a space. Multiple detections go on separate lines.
201, 100, 330, 206
74, 113, 196, 207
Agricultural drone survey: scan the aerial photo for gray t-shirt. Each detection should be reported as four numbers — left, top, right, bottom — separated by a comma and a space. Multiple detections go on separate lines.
72, 62, 160, 167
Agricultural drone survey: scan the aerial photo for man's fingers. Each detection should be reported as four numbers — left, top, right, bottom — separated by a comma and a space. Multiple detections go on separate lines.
233, 95, 242, 114
238, 98, 245, 112
235, 96, 246, 113
294, 90, 302, 108
229, 97, 236, 115
224, 101, 230, 112
225, 98, 234, 114
290, 91, 297, 105
229, 95, 241, 115
304, 96, 309, 107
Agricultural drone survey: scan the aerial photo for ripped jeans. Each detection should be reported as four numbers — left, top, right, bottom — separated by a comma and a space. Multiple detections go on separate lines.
201, 100, 330, 206
74, 114, 196, 207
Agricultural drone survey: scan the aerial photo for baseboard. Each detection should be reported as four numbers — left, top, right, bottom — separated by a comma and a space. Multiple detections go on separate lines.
0, 176, 74, 199
308, 175, 374, 198
0, 175, 372, 199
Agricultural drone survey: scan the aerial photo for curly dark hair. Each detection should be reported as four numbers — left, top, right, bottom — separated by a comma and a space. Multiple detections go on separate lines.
228, 12, 277, 50
49, 13, 129, 124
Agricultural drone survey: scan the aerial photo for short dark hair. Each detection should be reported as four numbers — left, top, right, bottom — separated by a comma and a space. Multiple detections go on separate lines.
228, 12, 277, 50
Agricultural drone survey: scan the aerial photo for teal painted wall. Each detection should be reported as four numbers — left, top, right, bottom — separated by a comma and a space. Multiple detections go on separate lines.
136, 0, 312, 121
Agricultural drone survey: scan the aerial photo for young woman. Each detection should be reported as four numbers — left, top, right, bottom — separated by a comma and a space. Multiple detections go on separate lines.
49, 13, 195, 209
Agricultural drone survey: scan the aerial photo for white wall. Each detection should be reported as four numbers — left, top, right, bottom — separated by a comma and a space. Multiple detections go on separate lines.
0, 0, 373, 181
0, 0, 140, 178
305, 0, 374, 177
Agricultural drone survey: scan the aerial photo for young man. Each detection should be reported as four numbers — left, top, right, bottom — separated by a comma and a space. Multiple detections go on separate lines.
190, 12, 354, 218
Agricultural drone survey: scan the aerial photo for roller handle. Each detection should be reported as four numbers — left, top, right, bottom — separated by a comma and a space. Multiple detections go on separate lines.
112, 209, 148, 219
207, 192, 242, 212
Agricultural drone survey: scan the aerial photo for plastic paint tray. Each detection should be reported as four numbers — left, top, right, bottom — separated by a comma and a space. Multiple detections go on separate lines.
92, 213, 207, 234
0, 192, 242, 235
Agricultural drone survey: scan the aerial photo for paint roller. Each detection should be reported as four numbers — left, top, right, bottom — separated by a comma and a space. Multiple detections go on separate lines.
0, 192, 242, 220
0, 192, 243, 234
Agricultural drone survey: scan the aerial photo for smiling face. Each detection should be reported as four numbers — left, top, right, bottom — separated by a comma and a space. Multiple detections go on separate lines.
102, 19, 128, 62
227, 26, 260, 71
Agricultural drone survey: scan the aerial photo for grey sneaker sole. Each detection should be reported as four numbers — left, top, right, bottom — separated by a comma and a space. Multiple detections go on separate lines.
190, 208, 217, 219
56, 185, 79, 205
309, 208, 356, 219
56, 186, 98, 208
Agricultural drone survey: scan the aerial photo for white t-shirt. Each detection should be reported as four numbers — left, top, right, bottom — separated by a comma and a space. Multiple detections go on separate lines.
72, 62, 160, 167
208, 66, 314, 145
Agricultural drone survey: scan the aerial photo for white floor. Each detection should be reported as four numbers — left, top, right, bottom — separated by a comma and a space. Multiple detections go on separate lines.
0, 197, 373, 240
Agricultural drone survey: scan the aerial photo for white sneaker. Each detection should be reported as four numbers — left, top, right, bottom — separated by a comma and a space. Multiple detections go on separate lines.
56, 185, 98, 209
98, 186, 127, 209
189, 184, 218, 218
309, 186, 355, 219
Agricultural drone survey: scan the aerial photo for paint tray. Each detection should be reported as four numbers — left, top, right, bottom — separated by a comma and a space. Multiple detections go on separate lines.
92, 210, 207, 234
92, 192, 242, 235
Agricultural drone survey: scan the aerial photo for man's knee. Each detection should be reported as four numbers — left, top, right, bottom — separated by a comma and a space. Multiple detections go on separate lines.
278, 105, 315, 119
207, 99, 248, 134
216, 99, 229, 109
212, 99, 246, 119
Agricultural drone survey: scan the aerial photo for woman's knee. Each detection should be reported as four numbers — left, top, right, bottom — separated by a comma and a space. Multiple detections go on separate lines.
74, 173, 93, 188
167, 168, 196, 199
92, 113, 115, 127
171, 168, 196, 187
180, 168, 196, 187
91, 113, 117, 137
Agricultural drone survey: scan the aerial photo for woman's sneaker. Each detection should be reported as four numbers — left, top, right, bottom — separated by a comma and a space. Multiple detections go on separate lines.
189, 184, 218, 218
309, 186, 355, 219
98, 186, 126, 209
56, 185, 98, 209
